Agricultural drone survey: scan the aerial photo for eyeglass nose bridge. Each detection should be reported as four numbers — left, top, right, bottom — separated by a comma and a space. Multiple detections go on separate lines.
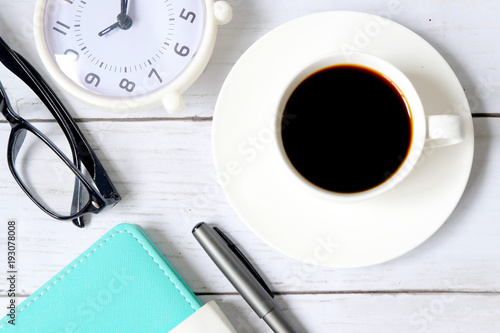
8, 127, 28, 164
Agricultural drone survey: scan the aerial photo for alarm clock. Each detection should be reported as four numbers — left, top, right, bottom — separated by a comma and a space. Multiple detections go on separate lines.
33, 0, 232, 113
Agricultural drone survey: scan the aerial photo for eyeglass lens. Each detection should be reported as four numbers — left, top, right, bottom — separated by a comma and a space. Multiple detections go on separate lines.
10, 125, 91, 218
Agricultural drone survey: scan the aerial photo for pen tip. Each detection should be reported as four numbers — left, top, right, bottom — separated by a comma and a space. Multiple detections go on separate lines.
192, 222, 206, 233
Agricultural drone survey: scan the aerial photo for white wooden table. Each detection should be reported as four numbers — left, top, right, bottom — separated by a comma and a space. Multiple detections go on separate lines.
1, 1, 500, 332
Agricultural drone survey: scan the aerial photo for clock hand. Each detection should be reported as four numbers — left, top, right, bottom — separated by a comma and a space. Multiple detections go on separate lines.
98, 22, 119, 37
121, 0, 128, 15
98, 0, 132, 36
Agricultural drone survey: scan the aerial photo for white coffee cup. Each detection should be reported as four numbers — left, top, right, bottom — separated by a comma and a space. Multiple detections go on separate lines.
272, 52, 464, 202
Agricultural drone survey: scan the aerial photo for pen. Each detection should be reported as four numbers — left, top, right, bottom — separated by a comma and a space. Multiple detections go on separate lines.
192, 222, 300, 333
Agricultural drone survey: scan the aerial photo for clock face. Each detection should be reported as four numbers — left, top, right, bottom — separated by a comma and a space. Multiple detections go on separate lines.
40, 0, 206, 100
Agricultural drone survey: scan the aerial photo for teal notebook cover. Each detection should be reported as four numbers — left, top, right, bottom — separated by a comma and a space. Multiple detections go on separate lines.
0, 223, 202, 332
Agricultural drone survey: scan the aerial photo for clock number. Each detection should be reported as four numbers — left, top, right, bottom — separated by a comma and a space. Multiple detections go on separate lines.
174, 43, 190, 57
179, 8, 196, 23
53, 21, 70, 35
119, 79, 136, 92
148, 68, 163, 83
85, 73, 100, 87
64, 49, 79, 61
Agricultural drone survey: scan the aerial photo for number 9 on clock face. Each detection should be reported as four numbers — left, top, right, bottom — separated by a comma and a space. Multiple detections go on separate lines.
34, 0, 231, 113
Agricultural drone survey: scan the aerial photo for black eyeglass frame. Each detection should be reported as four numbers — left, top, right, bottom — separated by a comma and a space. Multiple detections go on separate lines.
0, 37, 121, 227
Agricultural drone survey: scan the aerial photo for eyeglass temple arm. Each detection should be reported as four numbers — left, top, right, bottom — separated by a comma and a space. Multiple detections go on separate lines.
0, 37, 120, 202
25, 58, 119, 198
0, 38, 83, 165
25, 57, 120, 202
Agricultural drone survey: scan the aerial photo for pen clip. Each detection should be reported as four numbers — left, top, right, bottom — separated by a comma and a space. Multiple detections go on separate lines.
213, 226, 274, 298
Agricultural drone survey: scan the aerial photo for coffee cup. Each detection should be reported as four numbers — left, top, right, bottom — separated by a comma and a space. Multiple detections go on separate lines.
272, 52, 464, 201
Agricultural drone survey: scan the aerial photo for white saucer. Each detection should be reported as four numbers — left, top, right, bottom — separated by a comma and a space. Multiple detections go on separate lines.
212, 11, 474, 268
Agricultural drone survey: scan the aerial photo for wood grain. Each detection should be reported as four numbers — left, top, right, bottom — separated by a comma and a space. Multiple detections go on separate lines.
0, 1, 499, 332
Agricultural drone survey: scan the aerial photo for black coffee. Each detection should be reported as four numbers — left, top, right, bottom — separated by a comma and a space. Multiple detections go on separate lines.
281, 65, 412, 194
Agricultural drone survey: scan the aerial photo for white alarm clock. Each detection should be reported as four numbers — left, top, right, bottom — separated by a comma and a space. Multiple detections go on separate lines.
33, 0, 232, 113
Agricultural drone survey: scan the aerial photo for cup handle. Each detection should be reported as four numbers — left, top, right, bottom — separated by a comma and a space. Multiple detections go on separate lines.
425, 115, 464, 149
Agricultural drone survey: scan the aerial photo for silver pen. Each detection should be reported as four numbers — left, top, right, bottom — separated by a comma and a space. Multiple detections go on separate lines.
192, 222, 301, 333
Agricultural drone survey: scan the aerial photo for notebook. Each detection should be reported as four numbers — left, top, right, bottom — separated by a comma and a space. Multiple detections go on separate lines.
0, 223, 237, 332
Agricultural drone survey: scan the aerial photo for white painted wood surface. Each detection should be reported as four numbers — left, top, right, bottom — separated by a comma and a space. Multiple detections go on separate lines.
0, 1, 499, 332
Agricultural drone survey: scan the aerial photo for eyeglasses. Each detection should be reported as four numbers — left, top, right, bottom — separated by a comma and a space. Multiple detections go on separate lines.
0, 37, 121, 228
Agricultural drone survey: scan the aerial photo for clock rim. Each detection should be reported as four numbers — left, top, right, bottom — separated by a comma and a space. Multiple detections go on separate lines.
33, 0, 220, 113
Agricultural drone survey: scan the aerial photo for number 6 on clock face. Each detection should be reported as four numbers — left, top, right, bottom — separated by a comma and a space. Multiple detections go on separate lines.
34, 0, 232, 113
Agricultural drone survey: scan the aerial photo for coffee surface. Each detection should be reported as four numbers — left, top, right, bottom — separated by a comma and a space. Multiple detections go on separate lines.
281, 64, 412, 193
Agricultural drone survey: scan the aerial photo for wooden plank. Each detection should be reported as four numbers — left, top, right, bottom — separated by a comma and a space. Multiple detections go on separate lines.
0, 0, 498, 120
198, 293, 500, 333
0, 118, 497, 296
2, 293, 500, 332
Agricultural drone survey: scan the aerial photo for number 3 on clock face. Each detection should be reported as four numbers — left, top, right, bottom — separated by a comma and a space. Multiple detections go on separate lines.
34, 0, 232, 113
